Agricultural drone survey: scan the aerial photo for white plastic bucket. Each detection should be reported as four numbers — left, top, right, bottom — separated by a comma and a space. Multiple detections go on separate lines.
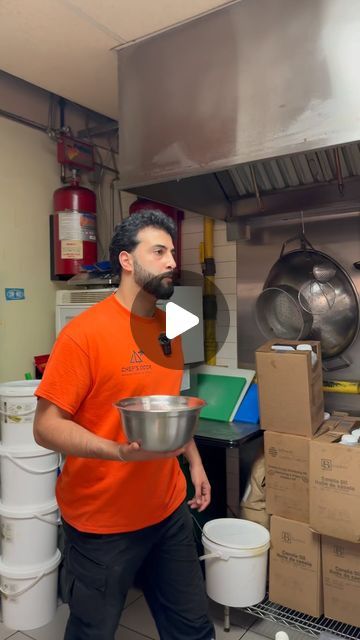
0, 444, 60, 507
0, 380, 40, 447
0, 549, 61, 630
0, 499, 60, 565
200, 518, 270, 608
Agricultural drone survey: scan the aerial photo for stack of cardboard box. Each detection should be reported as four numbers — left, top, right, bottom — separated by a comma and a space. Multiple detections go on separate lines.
256, 339, 360, 626
310, 416, 360, 627
256, 339, 324, 618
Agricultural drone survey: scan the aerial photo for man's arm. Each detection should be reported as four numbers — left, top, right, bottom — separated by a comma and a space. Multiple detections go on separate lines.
34, 398, 185, 462
184, 439, 211, 512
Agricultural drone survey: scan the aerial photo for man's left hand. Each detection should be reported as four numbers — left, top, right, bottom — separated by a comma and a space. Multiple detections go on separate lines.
188, 464, 211, 512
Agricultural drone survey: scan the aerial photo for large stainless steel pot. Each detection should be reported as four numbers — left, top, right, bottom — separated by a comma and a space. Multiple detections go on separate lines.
256, 233, 359, 365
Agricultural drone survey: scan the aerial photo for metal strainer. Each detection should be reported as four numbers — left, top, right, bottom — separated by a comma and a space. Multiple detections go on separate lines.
255, 284, 313, 340
312, 262, 337, 283
298, 261, 337, 315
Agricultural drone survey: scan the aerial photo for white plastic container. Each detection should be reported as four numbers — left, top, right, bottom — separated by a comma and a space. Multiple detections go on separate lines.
0, 444, 60, 507
296, 343, 317, 367
0, 380, 40, 447
340, 433, 359, 446
0, 499, 59, 565
200, 518, 270, 607
0, 549, 61, 630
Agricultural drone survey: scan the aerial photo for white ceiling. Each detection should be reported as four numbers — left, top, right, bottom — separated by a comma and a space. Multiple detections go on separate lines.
0, 0, 234, 119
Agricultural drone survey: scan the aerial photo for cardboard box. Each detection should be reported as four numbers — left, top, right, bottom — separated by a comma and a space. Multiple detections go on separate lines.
322, 536, 360, 627
309, 419, 360, 542
256, 340, 324, 437
269, 515, 323, 617
265, 431, 310, 523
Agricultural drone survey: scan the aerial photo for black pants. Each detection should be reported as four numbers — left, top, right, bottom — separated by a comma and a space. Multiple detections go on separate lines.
62, 502, 215, 640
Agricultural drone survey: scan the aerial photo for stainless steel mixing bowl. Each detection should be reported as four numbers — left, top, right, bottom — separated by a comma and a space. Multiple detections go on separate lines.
114, 395, 206, 452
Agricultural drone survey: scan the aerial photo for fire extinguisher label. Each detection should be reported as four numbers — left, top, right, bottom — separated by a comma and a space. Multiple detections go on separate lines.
58, 211, 96, 242
61, 240, 83, 260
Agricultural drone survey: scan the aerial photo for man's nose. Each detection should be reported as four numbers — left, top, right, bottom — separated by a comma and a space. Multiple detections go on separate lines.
167, 253, 176, 269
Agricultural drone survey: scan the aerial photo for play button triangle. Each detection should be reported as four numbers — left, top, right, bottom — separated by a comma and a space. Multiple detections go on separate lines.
165, 301, 199, 340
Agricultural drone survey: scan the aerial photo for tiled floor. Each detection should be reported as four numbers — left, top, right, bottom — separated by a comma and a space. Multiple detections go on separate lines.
0, 591, 314, 640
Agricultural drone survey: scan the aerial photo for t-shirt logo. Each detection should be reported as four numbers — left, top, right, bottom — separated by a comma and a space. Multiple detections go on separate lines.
122, 351, 151, 376
130, 350, 144, 364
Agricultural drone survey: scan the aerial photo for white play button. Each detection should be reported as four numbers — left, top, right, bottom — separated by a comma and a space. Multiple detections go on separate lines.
165, 302, 199, 340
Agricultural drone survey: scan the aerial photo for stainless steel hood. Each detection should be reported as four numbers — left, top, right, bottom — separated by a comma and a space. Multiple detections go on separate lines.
117, 0, 360, 220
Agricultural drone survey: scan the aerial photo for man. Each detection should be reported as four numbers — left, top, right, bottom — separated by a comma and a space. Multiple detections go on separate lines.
34, 210, 215, 640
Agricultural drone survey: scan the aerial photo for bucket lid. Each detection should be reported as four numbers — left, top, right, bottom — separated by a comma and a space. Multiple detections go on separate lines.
0, 548, 61, 579
0, 380, 40, 397
202, 518, 270, 550
0, 499, 58, 518
0, 443, 56, 458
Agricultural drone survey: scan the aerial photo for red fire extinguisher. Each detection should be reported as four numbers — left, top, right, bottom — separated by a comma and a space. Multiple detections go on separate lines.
51, 172, 97, 278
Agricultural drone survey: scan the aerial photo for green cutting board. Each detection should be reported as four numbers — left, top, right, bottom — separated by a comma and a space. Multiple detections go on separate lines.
197, 373, 246, 421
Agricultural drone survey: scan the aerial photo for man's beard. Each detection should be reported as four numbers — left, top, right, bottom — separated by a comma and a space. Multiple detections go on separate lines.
133, 260, 174, 300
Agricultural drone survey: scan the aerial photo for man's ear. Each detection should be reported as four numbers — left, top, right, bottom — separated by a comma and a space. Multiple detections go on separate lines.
119, 251, 133, 273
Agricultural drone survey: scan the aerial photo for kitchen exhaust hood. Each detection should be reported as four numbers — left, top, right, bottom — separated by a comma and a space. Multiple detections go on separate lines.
117, 0, 360, 221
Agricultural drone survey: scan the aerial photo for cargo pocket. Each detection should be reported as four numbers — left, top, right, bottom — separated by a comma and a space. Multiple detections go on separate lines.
59, 558, 74, 604
67, 544, 107, 625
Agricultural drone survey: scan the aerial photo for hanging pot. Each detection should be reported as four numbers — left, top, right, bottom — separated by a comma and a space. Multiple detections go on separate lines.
255, 233, 359, 369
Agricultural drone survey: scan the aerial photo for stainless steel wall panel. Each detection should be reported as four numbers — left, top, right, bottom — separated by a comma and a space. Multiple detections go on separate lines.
236, 216, 360, 413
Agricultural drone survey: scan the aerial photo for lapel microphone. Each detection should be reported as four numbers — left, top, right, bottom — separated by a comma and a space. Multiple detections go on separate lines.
158, 333, 172, 356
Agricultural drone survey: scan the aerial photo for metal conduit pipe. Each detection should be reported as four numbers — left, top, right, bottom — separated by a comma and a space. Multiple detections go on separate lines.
323, 380, 360, 394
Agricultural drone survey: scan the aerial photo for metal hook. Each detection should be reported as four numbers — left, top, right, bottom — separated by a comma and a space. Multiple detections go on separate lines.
250, 164, 264, 212
334, 148, 344, 196
300, 210, 305, 234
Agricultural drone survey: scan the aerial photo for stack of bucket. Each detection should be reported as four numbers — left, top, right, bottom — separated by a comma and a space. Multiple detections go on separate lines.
0, 380, 61, 630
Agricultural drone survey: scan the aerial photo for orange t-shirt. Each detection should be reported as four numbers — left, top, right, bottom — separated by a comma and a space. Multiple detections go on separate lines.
35, 295, 186, 533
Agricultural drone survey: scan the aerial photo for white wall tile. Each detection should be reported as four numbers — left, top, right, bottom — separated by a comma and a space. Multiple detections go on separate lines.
182, 247, 201, 268
181, 231, 203, 250
181, 216, 204, 234
181, 263, 203, 275
217, 309, 237, 327
215, 277, 237, 295
181, 211, 238, 372
215, 261, 236, 278
217, 294, 237, 311
184, 210, 201, 220
215, 357, 238, 368
214, 244, 236, 262
216, 342, 238, 360
217, 326, 237, 343
213, 228, 229, 246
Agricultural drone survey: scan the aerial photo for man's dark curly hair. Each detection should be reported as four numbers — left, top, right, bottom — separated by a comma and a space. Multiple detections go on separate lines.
109, 210, 176, 277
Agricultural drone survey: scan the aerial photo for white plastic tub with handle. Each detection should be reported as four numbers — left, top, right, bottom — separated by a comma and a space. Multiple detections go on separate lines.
0, 499, 60, 565
0, 380, 40, 447
199, 518, 270, 608
0, 444, 60, 507
0, 549, 61, 630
